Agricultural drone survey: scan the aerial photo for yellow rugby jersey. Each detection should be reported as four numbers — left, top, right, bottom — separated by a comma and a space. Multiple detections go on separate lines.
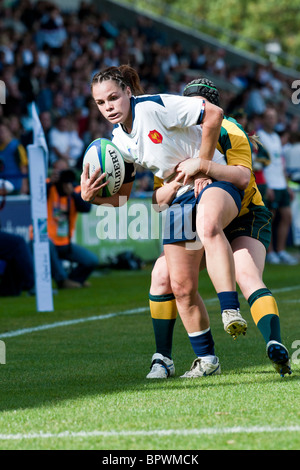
154, 116, 263, 216
218, 117, 263, 216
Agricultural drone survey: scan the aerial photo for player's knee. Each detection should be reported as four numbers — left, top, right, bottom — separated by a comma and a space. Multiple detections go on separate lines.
151, 258, 171, 293
199, 217, 222, 243
170, 278, 196, 304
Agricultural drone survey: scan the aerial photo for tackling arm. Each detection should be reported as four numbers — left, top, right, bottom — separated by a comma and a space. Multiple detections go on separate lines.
175, 99, 223, 185
195, 161, 251, 190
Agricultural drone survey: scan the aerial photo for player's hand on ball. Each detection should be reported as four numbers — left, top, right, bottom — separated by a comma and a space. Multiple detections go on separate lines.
80, 164, 108, 202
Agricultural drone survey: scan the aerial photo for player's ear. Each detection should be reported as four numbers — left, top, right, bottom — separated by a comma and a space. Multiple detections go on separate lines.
126, 86, 132, 99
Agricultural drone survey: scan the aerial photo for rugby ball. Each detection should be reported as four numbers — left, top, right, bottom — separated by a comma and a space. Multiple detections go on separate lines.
82, 138, 125, 197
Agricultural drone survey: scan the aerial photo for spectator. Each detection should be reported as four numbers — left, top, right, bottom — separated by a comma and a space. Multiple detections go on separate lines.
257, 108, 298, 265
284, 131, 300, 184
36, 4, 67, 53
244, 82, 266, 117
0, 119, 29, 194
48, 115, 84, 168
213, 48, 227, 77
48, 92, 67, 122
0, 230, 34, 297
188, 46, 207, 70
47, 168, 99, 289
0, 0, 299, 199
21, 109, 53, 149
252, 140, 271, 204
39, 110, 52, 149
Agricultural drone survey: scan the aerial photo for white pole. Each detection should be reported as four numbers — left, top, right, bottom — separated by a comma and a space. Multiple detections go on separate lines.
28, 103, 54, 312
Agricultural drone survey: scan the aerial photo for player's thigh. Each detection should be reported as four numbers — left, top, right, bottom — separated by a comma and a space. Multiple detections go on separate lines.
197, 187, 239, 238
231, 236, 266, 298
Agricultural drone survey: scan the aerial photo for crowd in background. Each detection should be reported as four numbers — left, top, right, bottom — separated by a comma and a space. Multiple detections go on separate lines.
1, 1, 300, 187
0, 0, 299, 284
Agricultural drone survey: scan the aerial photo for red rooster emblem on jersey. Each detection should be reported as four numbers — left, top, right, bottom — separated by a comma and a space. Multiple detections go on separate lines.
148, 130, 163, 144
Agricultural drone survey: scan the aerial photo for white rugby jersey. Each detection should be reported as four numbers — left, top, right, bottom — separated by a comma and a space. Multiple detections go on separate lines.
112, 94, 225, 183
257, 129, 287, 189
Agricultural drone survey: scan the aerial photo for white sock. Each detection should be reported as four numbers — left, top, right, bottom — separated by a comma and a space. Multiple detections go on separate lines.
199, 355, 217, 364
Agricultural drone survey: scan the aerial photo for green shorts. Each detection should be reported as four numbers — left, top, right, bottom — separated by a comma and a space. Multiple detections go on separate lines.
266, 188, 291, 210
224, 205, 272, 250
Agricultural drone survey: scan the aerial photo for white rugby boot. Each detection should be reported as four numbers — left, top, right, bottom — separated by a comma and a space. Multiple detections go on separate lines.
146, 353, 175, 379
180, 356, 221, 378
222, 309, 247, 339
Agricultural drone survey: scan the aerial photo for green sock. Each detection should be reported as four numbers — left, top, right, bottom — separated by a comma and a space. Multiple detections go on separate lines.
248, 288, 282, 344
149, 293, 177, 359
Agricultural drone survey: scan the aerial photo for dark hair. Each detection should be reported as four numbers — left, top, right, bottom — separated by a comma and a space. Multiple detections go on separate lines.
91, 65, 144, 96
183, 78, 220, 106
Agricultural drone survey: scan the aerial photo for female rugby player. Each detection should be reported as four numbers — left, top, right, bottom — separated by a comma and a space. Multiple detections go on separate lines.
80, 66, 250, 377
146, 78, 291, 379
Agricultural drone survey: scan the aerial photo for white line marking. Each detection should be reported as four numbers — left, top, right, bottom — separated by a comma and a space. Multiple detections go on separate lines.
0, 284, 299, 340
273, 285, 300, 293
0, 426, 299, 441
0, 307, 148, 339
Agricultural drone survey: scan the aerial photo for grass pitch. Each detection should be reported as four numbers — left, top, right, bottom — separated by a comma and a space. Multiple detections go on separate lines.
0, 262, 299, 450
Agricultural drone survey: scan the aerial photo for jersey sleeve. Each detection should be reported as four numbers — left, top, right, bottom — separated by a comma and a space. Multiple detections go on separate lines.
219, 118, 252, 170
153, 176, 164, 190
161, 95, 205, 128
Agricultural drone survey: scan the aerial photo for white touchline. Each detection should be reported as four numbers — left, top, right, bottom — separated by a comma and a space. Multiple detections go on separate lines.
0, 307, 149, 339
0, 426, 299, 440
0, 285, 299, 340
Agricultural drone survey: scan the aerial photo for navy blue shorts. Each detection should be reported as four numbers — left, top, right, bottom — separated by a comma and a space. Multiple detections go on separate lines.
162, 181, 244, 245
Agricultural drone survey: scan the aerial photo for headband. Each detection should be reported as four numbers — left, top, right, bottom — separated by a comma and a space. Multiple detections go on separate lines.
183, 83, 218, 95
